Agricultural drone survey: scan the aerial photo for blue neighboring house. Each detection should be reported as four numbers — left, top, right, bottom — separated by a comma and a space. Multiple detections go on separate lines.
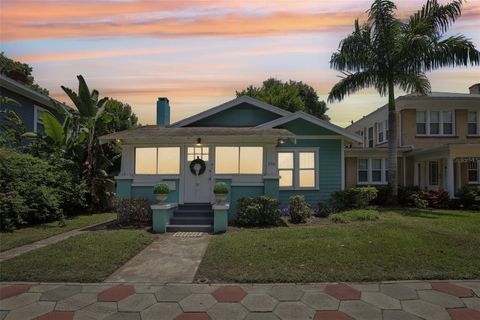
0, 74, 71, 133
100, 96, 362, 232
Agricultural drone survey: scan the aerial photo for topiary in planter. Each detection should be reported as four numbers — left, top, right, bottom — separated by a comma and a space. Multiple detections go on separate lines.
213, 182, 229, 194
153, 182, 170, 194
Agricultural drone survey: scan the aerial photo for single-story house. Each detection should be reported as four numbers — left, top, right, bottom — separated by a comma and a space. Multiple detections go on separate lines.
100, 96, 361, 231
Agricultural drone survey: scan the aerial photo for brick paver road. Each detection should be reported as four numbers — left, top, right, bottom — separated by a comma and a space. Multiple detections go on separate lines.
0, 280, 479, 319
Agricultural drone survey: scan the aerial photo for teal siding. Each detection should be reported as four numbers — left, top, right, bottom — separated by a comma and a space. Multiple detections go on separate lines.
116, 179, 132, 198
130, 179, 180, 204
187, 103, 282, 127
278, 139, 342, 207
277, 118, 339, 136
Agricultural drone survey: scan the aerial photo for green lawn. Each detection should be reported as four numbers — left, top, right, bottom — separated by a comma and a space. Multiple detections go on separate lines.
0, 230, 153, 282
197, 209, 480, 283
0, 213, 116, 252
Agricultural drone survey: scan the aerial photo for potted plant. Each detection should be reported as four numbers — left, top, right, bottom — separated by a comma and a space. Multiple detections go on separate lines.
153, 182, 170, 204
213, 182, 229, 204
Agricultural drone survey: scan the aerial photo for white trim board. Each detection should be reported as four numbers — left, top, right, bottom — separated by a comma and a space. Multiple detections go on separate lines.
257, 111, 363, 143
170, 96, 292, 128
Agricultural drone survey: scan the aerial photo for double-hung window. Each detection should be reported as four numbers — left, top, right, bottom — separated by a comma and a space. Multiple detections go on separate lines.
278, 150, 317, 189
416, 110, 455, 136
468, 111, 479, 135
377, 120, 388, 144
468, 161, 479, 184
357, 158, 388, 184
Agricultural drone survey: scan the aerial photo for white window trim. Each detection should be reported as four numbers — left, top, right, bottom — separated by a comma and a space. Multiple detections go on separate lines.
278, 148, 319, 190
416, 110, 456, 136
467, 111, 480, 136
468, 160, 480, 184
33, 105, 48, 132
357, 158, 388, 185
377, 120, 388, 144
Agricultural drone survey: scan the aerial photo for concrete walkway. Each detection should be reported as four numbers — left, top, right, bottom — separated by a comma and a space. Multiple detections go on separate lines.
107, 233, 211, 283
0, 280, 479, 319
0, 220, 115, 262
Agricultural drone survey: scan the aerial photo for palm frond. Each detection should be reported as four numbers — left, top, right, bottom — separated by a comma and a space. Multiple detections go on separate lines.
409, 0, 463, 34
394, 71, 431, 95
327, 71, 379, 103
423, 35, 480, 70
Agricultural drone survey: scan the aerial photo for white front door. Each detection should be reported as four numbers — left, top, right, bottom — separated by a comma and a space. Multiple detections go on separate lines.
184, 146, 212, 203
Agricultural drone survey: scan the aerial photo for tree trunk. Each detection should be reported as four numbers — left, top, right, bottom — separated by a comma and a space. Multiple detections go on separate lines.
387, 80, 398, 203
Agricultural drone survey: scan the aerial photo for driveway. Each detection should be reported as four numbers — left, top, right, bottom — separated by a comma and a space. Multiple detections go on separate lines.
106, 232, 211, 283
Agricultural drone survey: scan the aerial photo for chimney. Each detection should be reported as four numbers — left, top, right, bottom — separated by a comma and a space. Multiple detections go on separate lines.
469, 83, 480, 94
156, 97, 170, 126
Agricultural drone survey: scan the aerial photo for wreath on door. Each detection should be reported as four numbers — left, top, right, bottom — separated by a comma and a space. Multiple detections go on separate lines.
190, 158, 206, 176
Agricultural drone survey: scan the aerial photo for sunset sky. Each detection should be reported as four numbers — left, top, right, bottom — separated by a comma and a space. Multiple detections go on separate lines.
1, 0, 479, 127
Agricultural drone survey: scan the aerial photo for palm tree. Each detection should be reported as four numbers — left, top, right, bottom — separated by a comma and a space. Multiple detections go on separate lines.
328, 0, 479, 202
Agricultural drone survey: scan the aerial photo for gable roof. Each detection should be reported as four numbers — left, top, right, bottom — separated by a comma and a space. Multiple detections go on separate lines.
257, 111, 362, 143
0, 74, 73, 112
170, 95, 291, 128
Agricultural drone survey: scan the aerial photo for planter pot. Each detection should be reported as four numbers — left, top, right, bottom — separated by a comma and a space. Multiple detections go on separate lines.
214, 193, 228, 204
155, 193, 168, 204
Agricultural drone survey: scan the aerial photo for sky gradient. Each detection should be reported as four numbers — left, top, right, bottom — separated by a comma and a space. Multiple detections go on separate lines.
1, 0, 479, 127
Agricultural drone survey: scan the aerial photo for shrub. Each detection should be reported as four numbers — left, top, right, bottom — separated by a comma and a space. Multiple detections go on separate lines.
406, 193, 428, 209
114, 197, 151, 226
213, 182, 229, 194
331, 209, 380, 223
424, 190, 450, 209
0, 192, 27, 232
370, 185, 389, 206
457, 186, 480, 210
317, 201, 337, 218
0, 148, 84, 228
288, 195, 312, 224
153, 182, 170, 194
236, 196, 281, 227
331, 187, 378, 210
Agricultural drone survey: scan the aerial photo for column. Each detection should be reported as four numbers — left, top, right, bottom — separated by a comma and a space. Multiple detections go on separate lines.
446, 157, 455, 198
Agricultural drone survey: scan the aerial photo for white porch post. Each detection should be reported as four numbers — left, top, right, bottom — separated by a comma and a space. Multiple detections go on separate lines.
446, 157, 455, 198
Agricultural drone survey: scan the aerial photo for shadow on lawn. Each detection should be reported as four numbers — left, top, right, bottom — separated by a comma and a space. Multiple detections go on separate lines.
381, 208, 469, 219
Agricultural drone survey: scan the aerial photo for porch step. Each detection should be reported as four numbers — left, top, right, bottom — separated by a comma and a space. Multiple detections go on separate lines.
170, 216, 213, 225
173, 209, 214, 217
178, 203, 212, 211
166, 224, 213, 232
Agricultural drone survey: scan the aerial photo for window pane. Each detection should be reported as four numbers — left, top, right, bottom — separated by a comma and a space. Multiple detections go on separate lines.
358, 171, 368, 182
240, 147, 263, 174
215, 147, 239, 174
430, 111, 439, 122
299, 170, 315, 187
417, 111, 426, 122
417, 123, 426, 134
299, 152, 315, 169
135, 148, 157, 174
468, 123, 478, 135
468, 112, 477, 123
279, 170, 293, 187
372, 159, 382, 170
202, 147, 209, 154
443, 111, 452, 123
430, 123, 439, 134
358, 159, 368, 170
157, 147, 180, 174
203, 154, 209, 161
469, 170, 478, 182
278, 153, 293, 169
443, 123, 453, 135
372, 170, 382, 182
187, 154, 194, 161
188, 147, 194, 154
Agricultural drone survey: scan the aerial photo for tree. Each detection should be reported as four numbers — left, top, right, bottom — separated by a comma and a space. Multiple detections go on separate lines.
61, 75, 114, 211
327, 0, 479, 202
0, 53, 49, 95
237, 78, 330, 120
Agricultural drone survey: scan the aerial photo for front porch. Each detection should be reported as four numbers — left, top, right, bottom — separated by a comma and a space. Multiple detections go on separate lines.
409, 144, 480, 197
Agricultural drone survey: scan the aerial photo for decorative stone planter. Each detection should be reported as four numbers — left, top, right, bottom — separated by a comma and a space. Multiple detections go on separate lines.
155, 193, 168, 204
213, 203, 229, 234
151, 203, 177, 233
214, 193, 228, 204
